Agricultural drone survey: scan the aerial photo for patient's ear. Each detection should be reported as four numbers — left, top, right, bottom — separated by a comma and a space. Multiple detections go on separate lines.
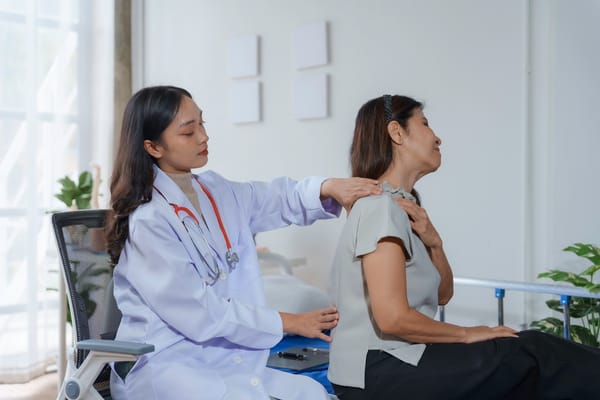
387, 121, 404, 145
144, 139, 163, 159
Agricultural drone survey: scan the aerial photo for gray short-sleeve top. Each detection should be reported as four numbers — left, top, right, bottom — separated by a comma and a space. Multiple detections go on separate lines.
327, 184, 441, 389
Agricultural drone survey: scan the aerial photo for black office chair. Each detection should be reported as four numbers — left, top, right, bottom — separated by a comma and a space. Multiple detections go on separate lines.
52, 209, 154, 400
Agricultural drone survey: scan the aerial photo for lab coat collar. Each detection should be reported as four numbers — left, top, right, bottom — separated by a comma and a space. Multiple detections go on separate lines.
152, 165, 196, 208
150, 166, 217, 278
152, 165, 228, 268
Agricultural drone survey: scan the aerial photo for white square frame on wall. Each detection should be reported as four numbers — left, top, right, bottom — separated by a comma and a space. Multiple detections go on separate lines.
293, 73, 328, 120
293, 21, 329, 70
228, 34, 260, 78
230, 80, 261, 124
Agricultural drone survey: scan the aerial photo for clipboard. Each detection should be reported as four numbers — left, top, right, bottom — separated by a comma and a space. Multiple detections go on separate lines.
267, 346, 329, 371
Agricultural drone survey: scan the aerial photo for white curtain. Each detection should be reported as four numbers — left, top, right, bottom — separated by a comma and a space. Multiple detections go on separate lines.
0, 0, 114, 383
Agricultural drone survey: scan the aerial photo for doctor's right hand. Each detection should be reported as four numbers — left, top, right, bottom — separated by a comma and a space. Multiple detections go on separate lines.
279, 306, 339, 342
320, 178, 382, 212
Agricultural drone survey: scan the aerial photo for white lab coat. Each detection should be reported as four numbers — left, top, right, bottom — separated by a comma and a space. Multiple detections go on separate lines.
110, 166, 339, 400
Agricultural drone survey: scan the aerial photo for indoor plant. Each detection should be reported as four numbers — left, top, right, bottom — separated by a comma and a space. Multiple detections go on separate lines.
530, 243, 600, 347
51, 169, 110, 322
54, 170, 94, 210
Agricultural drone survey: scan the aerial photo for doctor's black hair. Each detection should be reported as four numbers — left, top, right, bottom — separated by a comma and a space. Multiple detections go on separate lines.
106, 85, 192, 265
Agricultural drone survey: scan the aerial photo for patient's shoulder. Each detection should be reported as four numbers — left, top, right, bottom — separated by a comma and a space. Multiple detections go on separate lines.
351, 192, 401, 217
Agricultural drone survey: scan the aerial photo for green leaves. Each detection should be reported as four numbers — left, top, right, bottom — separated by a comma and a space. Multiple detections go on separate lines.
55, 171, 93, 209
530, 318, 600, 347
66, 258, 111, 324
531, 242, 600, 347
537, 270, 591, 288
564, 243, 600, 266
530, 317, 563, 336
537, 244, 600, 292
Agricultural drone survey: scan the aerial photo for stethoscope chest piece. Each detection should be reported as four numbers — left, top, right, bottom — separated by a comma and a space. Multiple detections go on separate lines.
226, 249, 239, 269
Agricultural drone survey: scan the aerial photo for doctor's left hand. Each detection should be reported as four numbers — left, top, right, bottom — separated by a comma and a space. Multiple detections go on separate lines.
279, 306, 339, 342
321, 178, 382, 212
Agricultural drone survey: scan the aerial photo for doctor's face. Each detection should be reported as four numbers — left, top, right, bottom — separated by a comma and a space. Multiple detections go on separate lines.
146, 96, 209, 174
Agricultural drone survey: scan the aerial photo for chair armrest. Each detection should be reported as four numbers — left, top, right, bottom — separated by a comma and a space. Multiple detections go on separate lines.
58, 340, 154, 400
76, 339, 154, 355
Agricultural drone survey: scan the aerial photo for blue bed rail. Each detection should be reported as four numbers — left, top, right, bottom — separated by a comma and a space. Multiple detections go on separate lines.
439, 276, 600, 340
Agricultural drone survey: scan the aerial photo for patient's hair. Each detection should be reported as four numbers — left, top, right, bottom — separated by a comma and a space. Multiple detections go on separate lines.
350, 95, 422, 179
106, 85, 192, 265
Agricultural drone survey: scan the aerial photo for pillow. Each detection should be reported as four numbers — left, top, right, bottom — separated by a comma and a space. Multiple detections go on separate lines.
262, 274, 330, 314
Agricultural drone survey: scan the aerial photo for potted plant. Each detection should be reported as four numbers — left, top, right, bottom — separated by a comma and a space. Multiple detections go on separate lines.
55, 170, 94, 210
530, 243, 600, 347
50, 167, 110, 322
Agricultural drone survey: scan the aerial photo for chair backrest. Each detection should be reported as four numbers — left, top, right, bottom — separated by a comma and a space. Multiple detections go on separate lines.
52, 209, 119, 367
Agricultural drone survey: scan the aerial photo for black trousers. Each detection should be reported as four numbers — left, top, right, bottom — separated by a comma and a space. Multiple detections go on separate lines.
332, 330, 600, 400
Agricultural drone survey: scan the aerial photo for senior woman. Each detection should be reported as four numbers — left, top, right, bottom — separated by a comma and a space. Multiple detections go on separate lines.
328, 94, 600, 400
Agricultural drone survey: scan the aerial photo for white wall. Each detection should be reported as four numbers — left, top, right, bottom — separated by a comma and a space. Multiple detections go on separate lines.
137, 0, 600, 327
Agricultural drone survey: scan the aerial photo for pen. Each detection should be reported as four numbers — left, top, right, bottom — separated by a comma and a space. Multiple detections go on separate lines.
302, 347, 329, 354
277, 351, 307, 360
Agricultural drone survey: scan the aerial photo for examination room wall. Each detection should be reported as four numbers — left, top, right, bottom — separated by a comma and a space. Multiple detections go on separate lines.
137, 0, 600, 328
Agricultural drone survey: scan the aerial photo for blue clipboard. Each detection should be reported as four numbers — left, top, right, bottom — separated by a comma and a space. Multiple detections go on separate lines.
267, 346, 329, 371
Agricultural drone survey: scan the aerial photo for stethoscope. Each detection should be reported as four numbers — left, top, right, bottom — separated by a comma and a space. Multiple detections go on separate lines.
153, 176, 239, 285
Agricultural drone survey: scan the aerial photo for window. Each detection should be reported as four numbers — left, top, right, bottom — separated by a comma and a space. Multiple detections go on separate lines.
0, 0, 113, 383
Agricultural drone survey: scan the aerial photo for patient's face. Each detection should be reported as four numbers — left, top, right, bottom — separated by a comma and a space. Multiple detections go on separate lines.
403, 109, 442, 173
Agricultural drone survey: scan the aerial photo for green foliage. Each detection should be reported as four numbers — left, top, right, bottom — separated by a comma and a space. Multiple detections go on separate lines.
67, 259, 111, 324
55, 171, 93, 209
531, 243, 600, 347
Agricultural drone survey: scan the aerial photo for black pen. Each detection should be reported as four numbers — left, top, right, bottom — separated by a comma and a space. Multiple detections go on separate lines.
277, 351, 306, 360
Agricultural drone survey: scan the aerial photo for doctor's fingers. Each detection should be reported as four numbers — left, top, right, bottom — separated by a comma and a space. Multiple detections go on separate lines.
322, 178, 382, 209
343, 177, 383, 198
318, 306, 338, 317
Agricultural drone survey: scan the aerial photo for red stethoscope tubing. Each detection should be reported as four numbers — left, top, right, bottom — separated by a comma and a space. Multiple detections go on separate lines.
153, 177, 232, 252
195, 177, 233, 250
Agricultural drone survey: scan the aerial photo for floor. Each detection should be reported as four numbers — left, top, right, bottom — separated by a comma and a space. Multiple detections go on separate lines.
0, 372, 57, 400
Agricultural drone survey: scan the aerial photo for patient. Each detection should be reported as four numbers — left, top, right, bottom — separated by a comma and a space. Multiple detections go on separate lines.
327, 94, 600, 400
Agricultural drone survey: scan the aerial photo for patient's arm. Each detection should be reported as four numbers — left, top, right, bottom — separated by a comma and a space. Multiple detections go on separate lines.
428, 244, 453, 305
362, 238, 517, 344
393, 198, 453, 305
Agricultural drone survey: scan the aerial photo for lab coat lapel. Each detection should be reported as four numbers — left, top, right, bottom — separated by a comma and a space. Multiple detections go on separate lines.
191, 174, 230, 266
154, 167, 224, 253
152, 167, 217, 276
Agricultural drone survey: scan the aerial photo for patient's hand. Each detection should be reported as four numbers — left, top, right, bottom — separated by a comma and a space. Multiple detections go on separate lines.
463, 325, 519, 343
279, 306, 339, 342
394, 198, 442, 249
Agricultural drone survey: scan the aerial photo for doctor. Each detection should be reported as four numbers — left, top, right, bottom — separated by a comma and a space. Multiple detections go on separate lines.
105, 85, 382, 400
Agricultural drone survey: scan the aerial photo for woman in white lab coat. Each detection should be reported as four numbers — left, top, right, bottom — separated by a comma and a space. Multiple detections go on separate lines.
105, 85, 382, 400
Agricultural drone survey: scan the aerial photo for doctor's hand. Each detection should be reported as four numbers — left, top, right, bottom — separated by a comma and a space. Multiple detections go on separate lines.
321, 178, 382, 212
279, 306, 339, 342
394, 198, 442, 249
